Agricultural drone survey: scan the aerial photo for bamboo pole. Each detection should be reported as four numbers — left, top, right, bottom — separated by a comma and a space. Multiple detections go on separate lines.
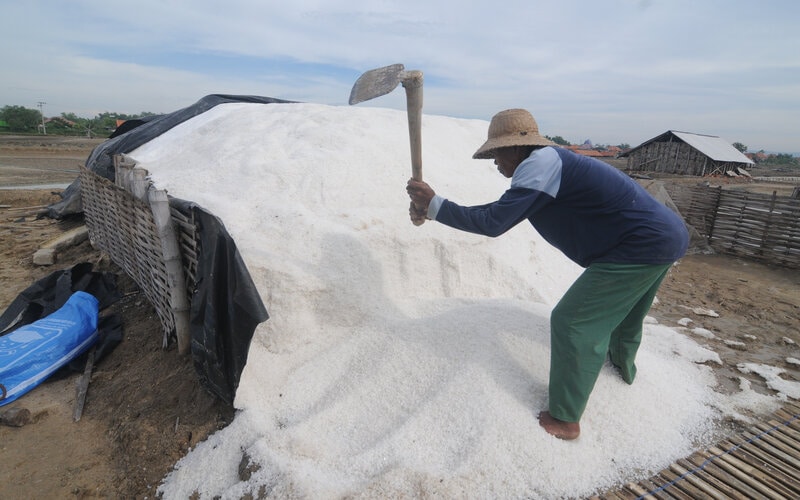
149, 188, 191, 355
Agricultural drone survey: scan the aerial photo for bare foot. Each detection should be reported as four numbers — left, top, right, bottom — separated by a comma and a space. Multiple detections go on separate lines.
538, 411, 580, 440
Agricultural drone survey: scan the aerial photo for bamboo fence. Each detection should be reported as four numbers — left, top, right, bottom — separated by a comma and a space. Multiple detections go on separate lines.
79, 155, 194, 353
666, 184, 800, 269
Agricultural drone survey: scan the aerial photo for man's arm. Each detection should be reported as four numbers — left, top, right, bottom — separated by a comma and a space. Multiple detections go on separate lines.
435, 188, 551, 237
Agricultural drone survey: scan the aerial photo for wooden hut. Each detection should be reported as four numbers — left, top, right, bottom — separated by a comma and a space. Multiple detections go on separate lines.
621, 130, 754, 176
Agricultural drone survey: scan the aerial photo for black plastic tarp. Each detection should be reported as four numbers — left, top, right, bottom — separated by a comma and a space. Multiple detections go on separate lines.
46, 94, 281, 405
171, 199, 269, 406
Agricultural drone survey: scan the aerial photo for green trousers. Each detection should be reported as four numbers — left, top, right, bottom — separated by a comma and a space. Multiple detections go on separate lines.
548, 262, 672, 423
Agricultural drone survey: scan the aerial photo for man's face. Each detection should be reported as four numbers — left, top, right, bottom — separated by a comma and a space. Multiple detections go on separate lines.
493, 147, 528, 178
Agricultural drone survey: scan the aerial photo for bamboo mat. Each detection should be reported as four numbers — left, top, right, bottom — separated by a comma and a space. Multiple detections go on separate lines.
594, 402, 800, 499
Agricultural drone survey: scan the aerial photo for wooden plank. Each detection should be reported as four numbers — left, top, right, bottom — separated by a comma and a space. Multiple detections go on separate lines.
622, 482, 660, 499
783, 401, 800, 415
675, 458, 742, 499
614, 488, 640, 500
732, 449, 800, 498
721, 441, 800, 495
602, 489, 636, 500
594, 491, 626, 500
725, 436, 800, 482
667, 462, 728, 499
685, 452, 765, 499
72, 347, 96, 422
637, 478, 680, 500
655, 469, 707, 499
742, 430, 800, 469
772, 407, 800, 423
774, 409, 800, 431
708, 446, 792, 498
757, 422, 800, 453
646, 473, 694, 500
651, 473, 692, 500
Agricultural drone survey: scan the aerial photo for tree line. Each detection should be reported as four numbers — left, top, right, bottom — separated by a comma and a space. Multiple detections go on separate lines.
0, 104, 156, 137
733, 141, 798, 166
2, 104, 793, 166
545, 134, 631, 151
2, 103, 634, 148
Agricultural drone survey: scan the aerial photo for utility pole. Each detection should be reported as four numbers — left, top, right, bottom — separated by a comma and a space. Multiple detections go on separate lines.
37, 101, 47, 135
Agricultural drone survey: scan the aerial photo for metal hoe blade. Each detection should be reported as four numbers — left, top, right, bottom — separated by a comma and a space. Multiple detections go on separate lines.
349, 63, 426, 225
348, 64, 406, 105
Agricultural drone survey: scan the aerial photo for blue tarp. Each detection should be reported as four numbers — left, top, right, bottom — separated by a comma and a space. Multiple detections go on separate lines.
0, 291, 99, 406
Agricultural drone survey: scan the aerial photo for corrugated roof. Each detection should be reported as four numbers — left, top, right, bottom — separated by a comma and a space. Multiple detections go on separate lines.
670, 131, 754, 164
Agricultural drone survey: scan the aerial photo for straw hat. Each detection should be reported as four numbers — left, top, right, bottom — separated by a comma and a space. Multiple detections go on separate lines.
472, 109, 555, 159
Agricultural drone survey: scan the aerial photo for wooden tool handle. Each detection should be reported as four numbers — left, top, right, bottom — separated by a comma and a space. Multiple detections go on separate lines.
402, 71, 424, 225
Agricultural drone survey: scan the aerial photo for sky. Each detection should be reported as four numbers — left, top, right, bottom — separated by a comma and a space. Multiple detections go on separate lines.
6, 0, 800, 152
121, 101, 792, 498
2, 0, 799, 153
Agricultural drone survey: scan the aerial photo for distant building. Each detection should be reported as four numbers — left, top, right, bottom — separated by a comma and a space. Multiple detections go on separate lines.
746, 151, 769, 163
619, 130, 754, 176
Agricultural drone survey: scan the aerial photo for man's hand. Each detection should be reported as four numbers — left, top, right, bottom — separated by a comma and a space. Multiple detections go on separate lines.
409, 202, 427, 225
406, 179, 435, 208
406, 178, 436, 225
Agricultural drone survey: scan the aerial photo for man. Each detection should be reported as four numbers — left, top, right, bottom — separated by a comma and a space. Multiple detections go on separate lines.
406, 109, 688, 440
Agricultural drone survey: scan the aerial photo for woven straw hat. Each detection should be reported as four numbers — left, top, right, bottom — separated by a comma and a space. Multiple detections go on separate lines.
472, 109, 555, 159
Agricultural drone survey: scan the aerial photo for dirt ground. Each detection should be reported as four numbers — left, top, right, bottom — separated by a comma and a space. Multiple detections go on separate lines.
0, 136, 234, 499
0, 135, 798, 498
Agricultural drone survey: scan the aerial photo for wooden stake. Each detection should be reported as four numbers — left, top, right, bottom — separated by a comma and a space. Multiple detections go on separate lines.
73, 347, 96, 422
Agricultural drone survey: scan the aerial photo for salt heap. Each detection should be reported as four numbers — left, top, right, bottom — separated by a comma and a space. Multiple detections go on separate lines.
126, 102, 777, 498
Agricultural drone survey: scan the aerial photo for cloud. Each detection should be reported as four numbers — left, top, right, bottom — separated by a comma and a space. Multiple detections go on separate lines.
2, 0, 798, 151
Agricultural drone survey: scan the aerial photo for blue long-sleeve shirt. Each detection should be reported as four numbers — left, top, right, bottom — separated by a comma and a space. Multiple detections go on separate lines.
428, 146, 689, 268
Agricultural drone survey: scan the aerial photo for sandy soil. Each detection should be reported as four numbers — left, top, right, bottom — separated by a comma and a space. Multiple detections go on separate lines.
1, 136, 233, 499
0, 135, 798, 498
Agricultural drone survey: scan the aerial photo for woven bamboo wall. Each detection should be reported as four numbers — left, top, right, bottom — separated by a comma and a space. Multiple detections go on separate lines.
625, 142, 749, 177
627, 142, 707, 176
79, 163, 195, 350
169, 205, 198, 293
666, 184, 800, 269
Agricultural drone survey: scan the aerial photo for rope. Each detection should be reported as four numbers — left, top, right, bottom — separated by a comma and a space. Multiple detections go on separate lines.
635, 409, 800, 499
